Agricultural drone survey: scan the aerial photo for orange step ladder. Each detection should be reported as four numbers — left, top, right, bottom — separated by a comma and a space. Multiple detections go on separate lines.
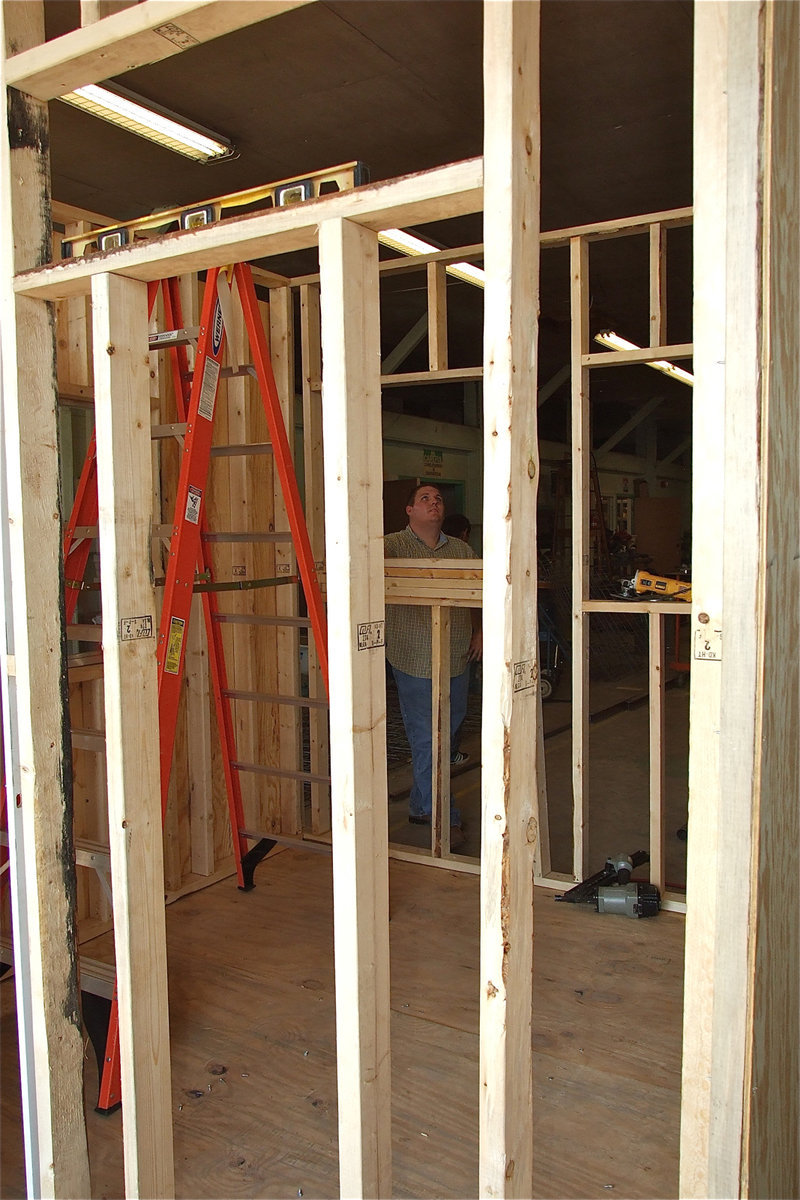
64, 266, 329, 1112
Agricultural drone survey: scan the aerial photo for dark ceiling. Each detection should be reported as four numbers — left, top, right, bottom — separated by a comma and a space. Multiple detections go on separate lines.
43, 0, 694, 456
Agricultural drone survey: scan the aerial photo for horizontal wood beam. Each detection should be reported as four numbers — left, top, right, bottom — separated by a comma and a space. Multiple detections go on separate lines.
381, 365, 482, 387
581, 599, 688, 614
384, 560, 482, 578
541, 205, 693, 248
14, 158, 483, 300
582, 343, 693, 367
4, 0, 314, 99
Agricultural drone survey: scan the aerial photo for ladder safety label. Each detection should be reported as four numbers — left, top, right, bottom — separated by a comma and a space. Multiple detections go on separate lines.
198, 358, 221, 421
185, 485, 202, 525
165, 617, 185, 675
119, 615, 153, 642
357, 621, 385, 651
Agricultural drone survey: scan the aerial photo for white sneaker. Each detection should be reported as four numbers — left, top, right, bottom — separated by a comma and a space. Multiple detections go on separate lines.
451, 751, 469, 766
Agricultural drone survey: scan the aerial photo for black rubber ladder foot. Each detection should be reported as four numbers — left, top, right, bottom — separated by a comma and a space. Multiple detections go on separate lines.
81, 991, 122, 1115
238, 837, 276, 891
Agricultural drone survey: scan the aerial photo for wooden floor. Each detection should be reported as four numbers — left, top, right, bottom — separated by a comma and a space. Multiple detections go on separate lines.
1, 846, 684, 1199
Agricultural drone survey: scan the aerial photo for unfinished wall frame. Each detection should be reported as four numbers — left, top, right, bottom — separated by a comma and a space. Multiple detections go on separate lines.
564, 209, 693, 911
1, 2, 799, 1199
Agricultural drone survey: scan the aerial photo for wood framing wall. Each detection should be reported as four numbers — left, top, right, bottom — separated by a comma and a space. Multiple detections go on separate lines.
681, 3, 800, 1196
1, 2, 799, 1198
0, 4, 91, 1195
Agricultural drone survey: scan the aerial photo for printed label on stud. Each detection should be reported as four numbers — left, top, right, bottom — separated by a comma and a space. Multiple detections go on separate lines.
693, 627, 722, 661
357, 621, 385, 651
513, 660, 536, 692
119, 615, 153, 641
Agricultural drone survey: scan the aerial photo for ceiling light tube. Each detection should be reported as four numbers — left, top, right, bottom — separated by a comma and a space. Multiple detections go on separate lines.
60, 83, 235, 163
379, 228, 485, 289
594, 330, 694, 387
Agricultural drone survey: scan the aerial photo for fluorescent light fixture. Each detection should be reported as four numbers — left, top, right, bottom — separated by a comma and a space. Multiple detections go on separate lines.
594, 330, 694, 387
378, 227, 485, 289
60, 83, 235, 163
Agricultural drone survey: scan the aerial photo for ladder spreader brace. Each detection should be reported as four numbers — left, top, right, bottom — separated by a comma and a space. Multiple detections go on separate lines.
63, 265, 329, 1113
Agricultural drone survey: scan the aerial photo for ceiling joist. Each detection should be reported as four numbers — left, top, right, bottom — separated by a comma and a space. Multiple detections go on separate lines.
5, 0, 314, 100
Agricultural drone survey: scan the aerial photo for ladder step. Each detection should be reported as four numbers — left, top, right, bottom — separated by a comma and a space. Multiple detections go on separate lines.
232, 761, 330, 787
213, 612, 312, 628
148, 327, 199, 350
74, 838, 111, 873
0, 935, 115, 999
210, 443, 274, 458
193, 575, 298, 594
240, 827, 333, 857
151, 422, 187, 439
187, 364, 255, 381
223, 688, 328, 710
67, 624, 103, 642
201, 531, 292, 544
71, 726, 106, 752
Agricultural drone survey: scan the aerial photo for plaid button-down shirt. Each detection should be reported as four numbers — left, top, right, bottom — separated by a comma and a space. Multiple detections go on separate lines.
384, 525, 478, 678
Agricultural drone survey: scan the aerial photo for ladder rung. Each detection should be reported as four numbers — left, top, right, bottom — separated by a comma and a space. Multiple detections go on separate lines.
193, 575, 298, 594
151, 422, 187, 439
0, 935, 115, 999
151, 432, 274, 453
201, 531, 293, 544
223, 688, 328, 710
210, 443, 274, 458
148, 327, 199, 350
67, 624, 103, 641
74, 838, 111, 872
71, 727, 106, 752
187, 364, 255, 381
232, 761, 330, 787
213, 613, 312, 629
240, 827, 332, 857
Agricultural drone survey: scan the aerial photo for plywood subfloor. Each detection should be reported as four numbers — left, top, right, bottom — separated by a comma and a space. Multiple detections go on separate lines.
1, 848, 684, 1199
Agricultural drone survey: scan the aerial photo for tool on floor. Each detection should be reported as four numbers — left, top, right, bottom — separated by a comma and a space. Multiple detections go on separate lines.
60, 161, 370, 256
617, 570, 692, 602
554, 850, 661, 917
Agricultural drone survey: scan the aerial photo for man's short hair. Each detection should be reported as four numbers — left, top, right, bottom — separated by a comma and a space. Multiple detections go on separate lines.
404, 481, 442, 508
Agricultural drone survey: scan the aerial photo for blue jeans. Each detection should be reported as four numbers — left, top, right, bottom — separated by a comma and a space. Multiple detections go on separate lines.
391, 665, 471, 825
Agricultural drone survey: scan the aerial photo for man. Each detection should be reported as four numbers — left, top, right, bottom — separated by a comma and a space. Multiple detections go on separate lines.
384, 484, 482, 849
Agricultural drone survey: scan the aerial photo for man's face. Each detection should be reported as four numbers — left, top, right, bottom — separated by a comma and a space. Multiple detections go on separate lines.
407, 486, 444, 526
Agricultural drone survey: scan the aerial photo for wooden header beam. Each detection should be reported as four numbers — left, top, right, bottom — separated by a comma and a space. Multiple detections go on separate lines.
14, 158, 483, 301
540, 205, 692, 248
4, 0, 313, 99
